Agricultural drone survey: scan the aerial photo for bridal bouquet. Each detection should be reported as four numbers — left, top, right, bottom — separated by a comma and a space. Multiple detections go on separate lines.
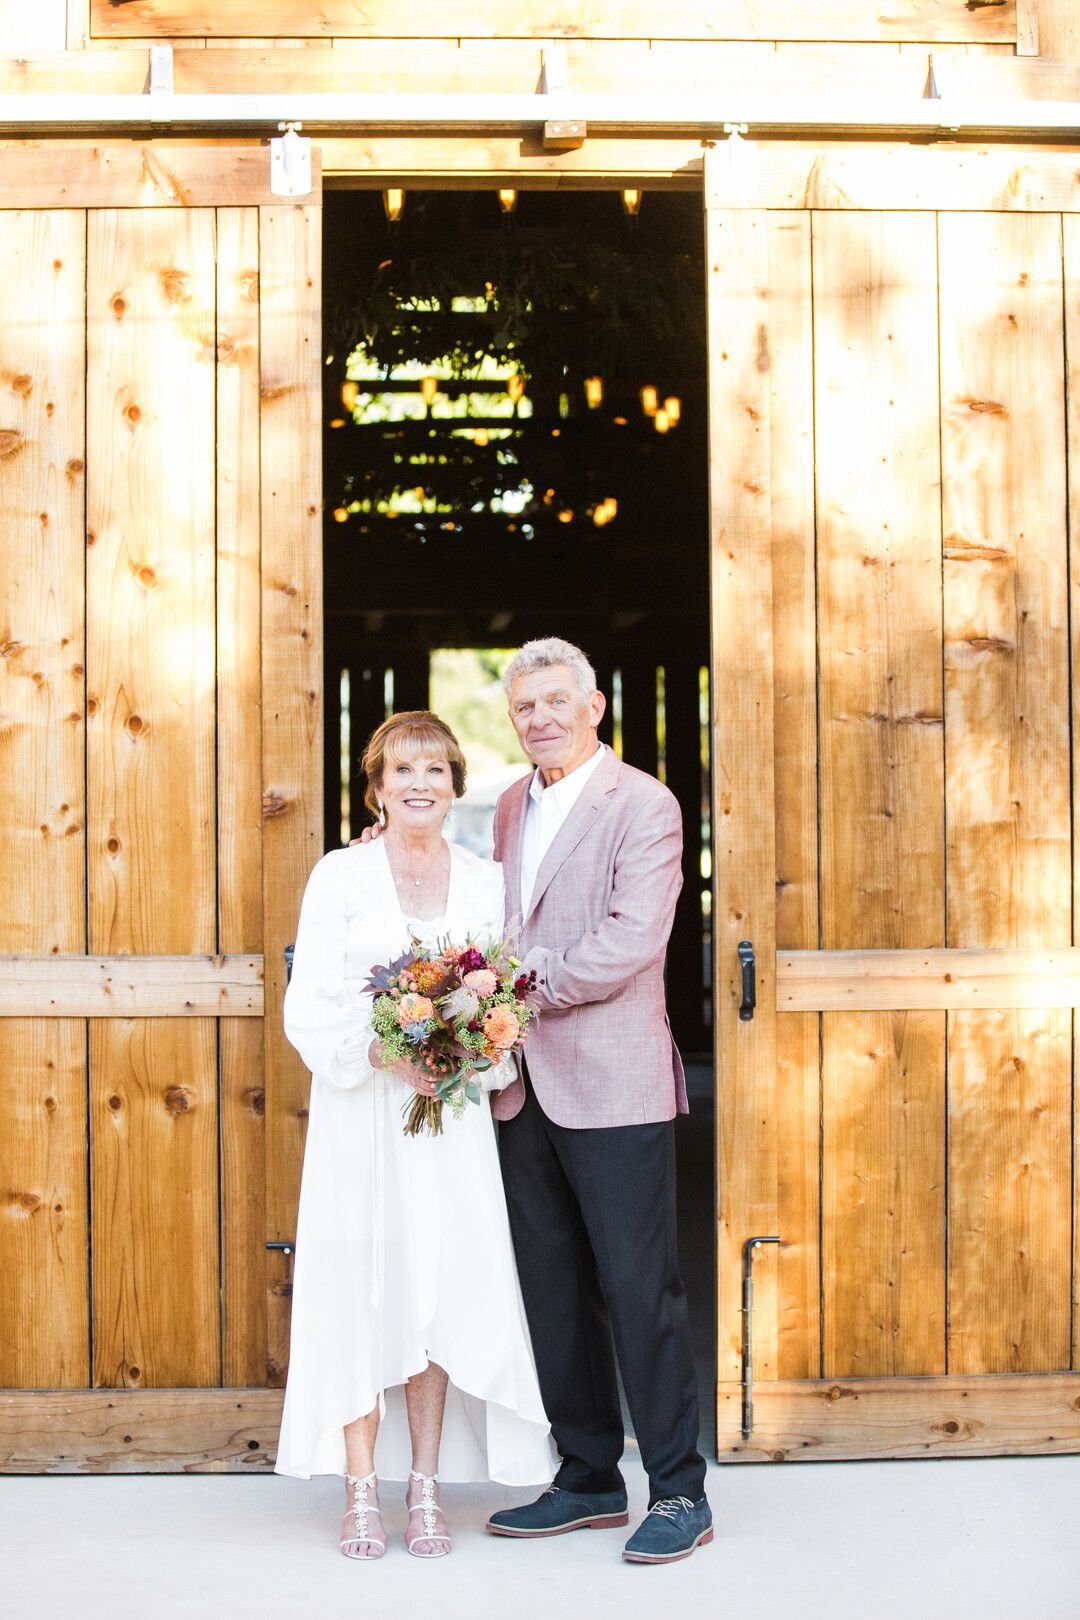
365, 940, 537, 1137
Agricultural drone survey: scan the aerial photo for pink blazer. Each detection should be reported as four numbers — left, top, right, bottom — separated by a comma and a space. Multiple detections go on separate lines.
491, 747, 688, 1129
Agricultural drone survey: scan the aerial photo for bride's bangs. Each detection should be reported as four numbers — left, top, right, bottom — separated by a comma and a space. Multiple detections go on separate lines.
383, 722, 452, 769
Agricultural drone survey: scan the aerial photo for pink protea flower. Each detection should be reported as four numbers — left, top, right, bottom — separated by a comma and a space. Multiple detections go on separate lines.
483, 1006, 520, 1050
397, 993, 434, 1028
463, 968, 498, 999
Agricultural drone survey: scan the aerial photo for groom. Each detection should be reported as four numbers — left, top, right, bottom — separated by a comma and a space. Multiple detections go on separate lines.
485, 637, 710, 1565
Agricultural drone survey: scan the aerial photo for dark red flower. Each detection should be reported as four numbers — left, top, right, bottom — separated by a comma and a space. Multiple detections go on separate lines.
457, 946, 486, 974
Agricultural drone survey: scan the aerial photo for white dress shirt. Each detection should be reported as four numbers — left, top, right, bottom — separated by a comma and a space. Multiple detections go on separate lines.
519, 742, 607, 918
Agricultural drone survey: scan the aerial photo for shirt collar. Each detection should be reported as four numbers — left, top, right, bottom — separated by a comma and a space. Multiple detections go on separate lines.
528, 740, 605, 804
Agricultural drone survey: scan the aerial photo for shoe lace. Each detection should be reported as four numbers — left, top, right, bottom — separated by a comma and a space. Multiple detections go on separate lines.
649, 1496, 695, 1521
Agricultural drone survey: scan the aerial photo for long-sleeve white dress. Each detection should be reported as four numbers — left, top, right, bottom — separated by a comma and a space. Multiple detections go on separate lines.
274, 837, 556, 1486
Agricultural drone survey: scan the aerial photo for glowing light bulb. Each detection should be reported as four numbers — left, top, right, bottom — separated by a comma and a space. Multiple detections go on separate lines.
622, 188, 642, 217
420, 375, 438, 405
654, 409, 671, 434
507, 372, 525, 403
474, 429, 490, 447
498, 188, 518, 215
584, 376, 603, 409
333, 507, 349, 523
663, 395, 681, 425
340, 380, 358, 410
640, 386, 658, 417
383, 188, 405, 223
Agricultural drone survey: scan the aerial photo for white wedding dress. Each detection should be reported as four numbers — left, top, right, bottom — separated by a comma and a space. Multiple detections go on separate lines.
274, 838, 556, 1485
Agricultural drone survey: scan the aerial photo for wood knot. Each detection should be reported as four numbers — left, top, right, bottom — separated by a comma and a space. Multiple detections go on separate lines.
87, 697, 99, 717
127, 1366, 141, 1382
125, 714, 144, 735
159, 268, 190, 304
111, 294, 127, 319
0, 430, 24, 460
66, 458, 84, 479
106, 836, 121, 855
11, 374, 32, 396
124, 403, 141, 426
43, 1096, 57, 1113
243, 1088, 265, 1117
11, 1191, 42, 1215
163, 1085, 194, 1116
262, 791, 288, 820
217, 336, 237, 363
940, 1419, 960, 1434
108, 1094, 122, 1111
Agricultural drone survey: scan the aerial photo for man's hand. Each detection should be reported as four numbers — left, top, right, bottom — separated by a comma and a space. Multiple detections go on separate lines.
350, 822, 383, 847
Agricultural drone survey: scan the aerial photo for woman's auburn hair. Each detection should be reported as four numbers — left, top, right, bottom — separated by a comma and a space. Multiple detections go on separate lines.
360, 710, 467, 823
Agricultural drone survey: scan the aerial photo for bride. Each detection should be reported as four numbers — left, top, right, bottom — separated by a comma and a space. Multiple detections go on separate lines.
275, 710, 554, 1561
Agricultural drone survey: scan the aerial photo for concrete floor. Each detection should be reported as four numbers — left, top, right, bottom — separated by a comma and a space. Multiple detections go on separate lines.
3, 1453, 1078, 1620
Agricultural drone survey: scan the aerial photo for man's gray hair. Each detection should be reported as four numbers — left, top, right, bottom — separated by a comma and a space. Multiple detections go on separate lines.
503, 637, 598, 701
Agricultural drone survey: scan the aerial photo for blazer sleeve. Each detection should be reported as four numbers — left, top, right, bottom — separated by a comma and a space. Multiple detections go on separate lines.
523, 786, 683, 1010
282, 853, 376, 1091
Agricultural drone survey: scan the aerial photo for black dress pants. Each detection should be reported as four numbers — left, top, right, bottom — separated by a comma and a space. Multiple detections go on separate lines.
498, 1072, 706, 1506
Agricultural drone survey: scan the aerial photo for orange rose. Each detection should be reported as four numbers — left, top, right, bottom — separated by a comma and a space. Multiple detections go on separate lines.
397, 993, 435, 1027
482, 1005, 520, 1050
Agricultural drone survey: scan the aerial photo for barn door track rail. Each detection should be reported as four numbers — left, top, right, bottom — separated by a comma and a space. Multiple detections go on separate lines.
741, 1235, 781, 1440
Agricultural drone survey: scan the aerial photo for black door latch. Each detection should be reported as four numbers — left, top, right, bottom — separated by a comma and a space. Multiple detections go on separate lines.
738, 940, 756, 1021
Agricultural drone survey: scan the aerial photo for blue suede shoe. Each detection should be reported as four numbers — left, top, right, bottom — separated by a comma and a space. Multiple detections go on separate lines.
622, 1496, 713, 1564
486, 1484, 629, 1538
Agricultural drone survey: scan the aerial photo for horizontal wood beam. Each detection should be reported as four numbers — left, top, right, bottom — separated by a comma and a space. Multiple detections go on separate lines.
0, 1389, 283, 1472
718, 1374, 1080, 1460
12, 46, 1080, 104
322, 135, 704, 185
777, 948, 1080, 1011
10, 92, 1080, 142
0, 143, 321, 207
87, 0, 1017, 45
0, 956, 264, 1016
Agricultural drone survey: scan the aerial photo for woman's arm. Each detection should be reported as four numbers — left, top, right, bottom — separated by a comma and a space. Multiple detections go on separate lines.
283, 852, 376, 1091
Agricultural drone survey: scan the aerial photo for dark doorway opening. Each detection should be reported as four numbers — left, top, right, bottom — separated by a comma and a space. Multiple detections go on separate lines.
322, 187, 715, 1447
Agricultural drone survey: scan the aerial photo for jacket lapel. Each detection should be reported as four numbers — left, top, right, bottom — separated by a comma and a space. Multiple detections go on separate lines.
525, 747, 621, 924
499, 772, 531, 935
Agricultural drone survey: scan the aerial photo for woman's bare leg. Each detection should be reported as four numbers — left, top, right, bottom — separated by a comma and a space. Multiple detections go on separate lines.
341, 1406, 385, 1559
404, 1362, 451, 1556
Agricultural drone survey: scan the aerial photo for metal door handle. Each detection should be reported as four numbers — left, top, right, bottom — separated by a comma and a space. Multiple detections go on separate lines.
738, 940, 755, 1021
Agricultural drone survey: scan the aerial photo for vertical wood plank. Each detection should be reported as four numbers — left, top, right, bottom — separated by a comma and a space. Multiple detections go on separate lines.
0, 209, 89, 1387
704, 174, 778, 1440
822, 1010, 946, 1376
948, 1011, 1070, 1373
941, 211, 1071, 1374
1066, 213, 1080, 1374
1032, 0, 1079, 56
217, 207, 267, 1386
86, 208, 217, 955
813, 210, 946, 1378
768, 211, 820, 1380
259, 204, 323, 1380
91, 1019, 220, 1388
86, 209, 220, 1388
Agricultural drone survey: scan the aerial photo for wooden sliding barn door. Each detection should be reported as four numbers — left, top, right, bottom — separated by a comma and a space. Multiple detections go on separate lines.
707, 152, 1080, 1458
0, 149, 321, 1470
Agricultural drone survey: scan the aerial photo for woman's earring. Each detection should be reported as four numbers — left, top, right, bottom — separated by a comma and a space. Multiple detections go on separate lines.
377, 801, 386, 827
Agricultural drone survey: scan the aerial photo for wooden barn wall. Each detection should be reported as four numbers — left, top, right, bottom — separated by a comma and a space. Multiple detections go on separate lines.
751, 208, 1076, 1390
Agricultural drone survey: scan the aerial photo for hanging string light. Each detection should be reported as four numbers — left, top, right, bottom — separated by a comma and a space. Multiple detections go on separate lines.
383, 188, 405, 223
640, 385, 658, 417
340, 380, 358, 410
584, 376, 603, 409
621, 188, 643, 218
653, 408, 671, 434
420, 375, 439, 406
663, 395, 681, 424
498, 188, 518, 215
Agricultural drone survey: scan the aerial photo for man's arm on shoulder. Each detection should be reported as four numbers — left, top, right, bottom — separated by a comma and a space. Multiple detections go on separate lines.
524, 785, 683, 1011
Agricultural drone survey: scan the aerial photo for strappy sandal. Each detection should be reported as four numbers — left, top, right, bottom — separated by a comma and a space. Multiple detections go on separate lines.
341, 1471, 387, 1560
405, 1470, 452, 1558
